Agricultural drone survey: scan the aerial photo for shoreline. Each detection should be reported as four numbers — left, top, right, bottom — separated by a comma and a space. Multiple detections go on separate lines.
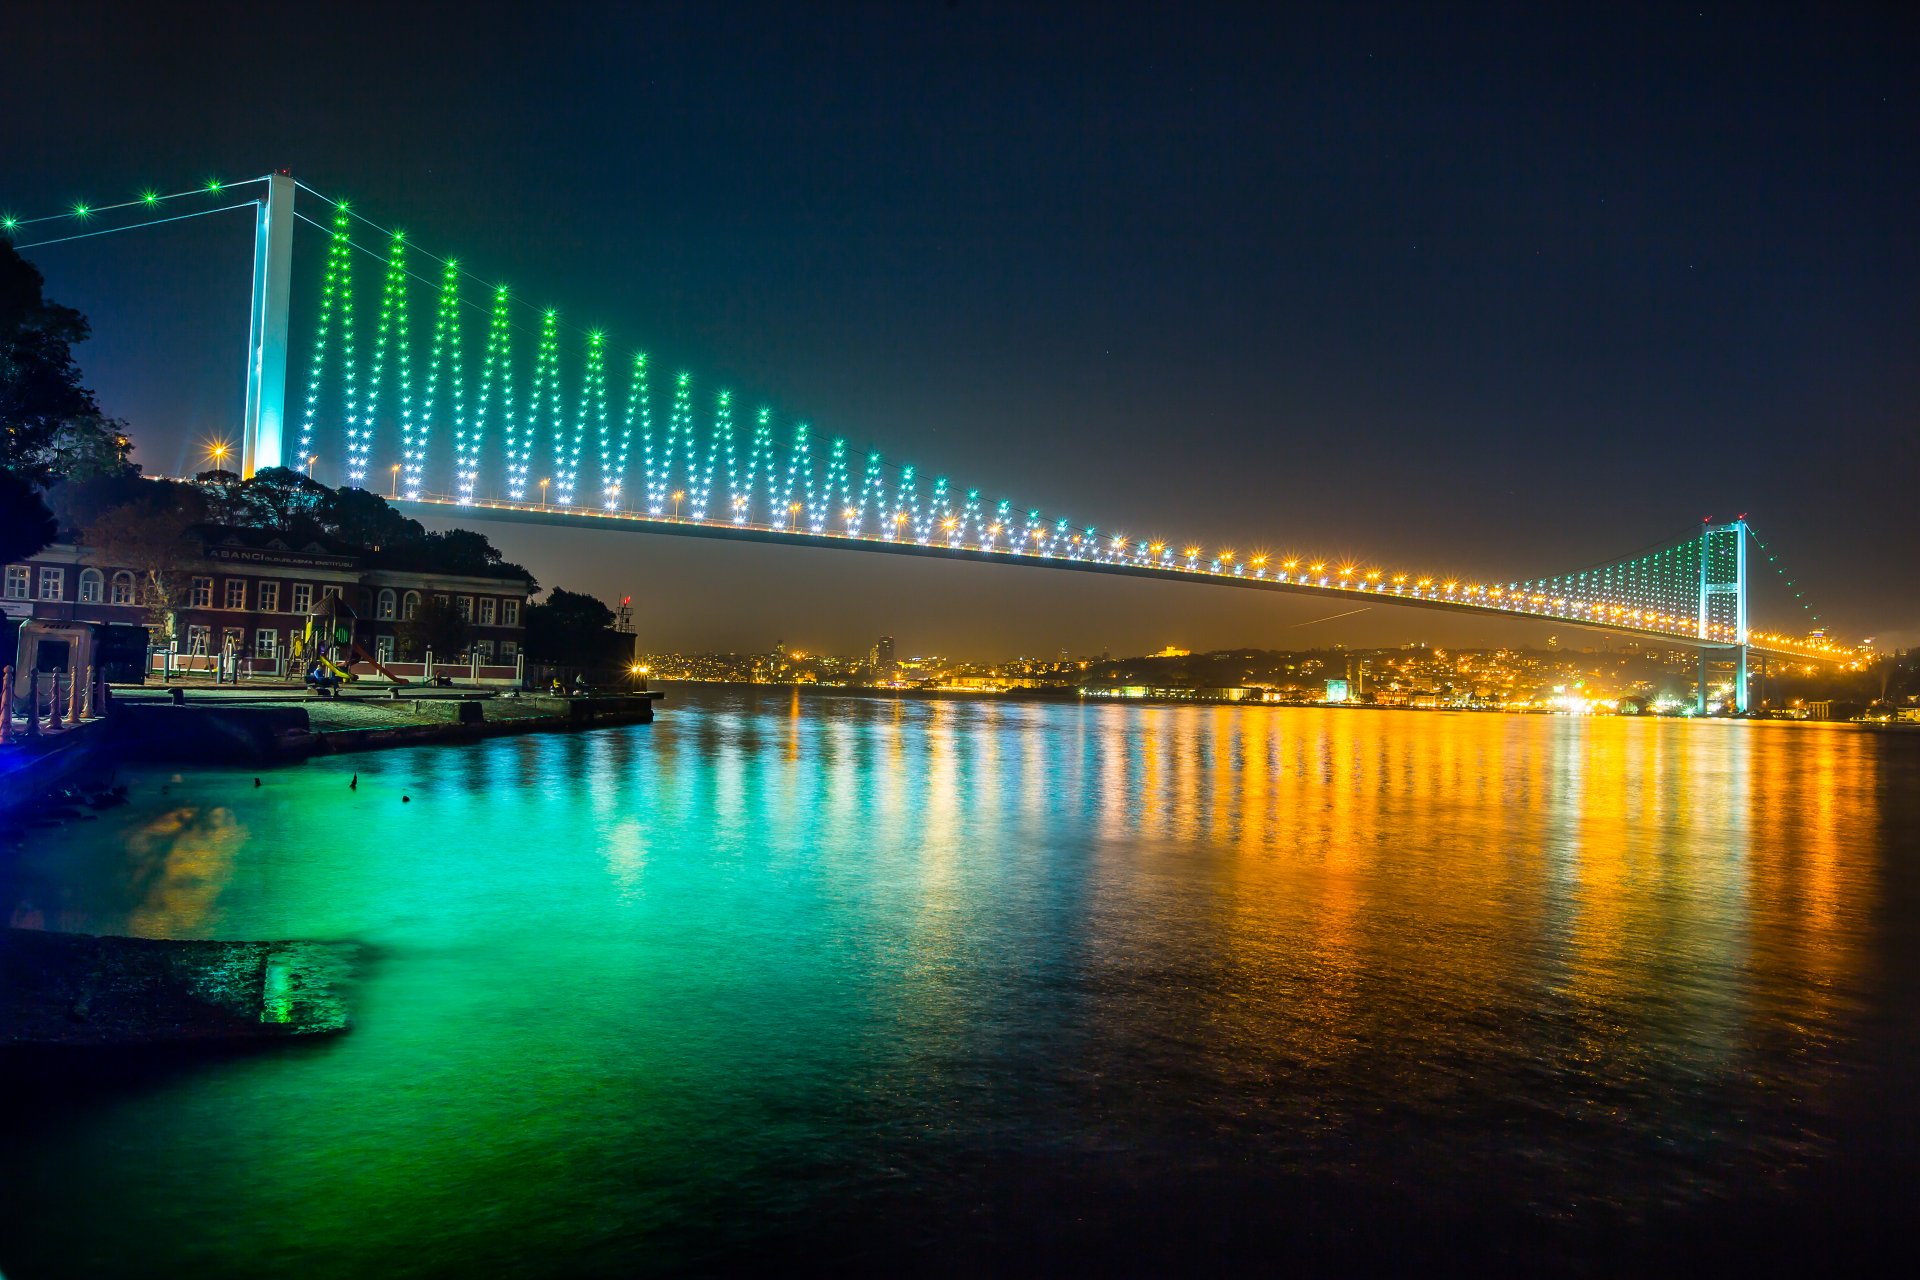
647, 679, 1891, 725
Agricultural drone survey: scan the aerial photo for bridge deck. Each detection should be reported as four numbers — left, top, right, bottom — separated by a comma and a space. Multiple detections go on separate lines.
392, 496, 1834, 662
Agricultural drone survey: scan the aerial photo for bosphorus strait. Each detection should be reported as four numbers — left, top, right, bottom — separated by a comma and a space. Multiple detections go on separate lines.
5, 687, 1914, 1273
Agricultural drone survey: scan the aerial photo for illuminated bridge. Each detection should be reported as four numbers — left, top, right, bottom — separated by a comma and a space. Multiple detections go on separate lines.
5, 173, 1865, 710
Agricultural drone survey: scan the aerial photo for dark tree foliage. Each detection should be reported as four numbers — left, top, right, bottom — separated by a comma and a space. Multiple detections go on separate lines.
358, 520, 533, 583
0, 240, 115, 483
40, 411, 135, 481
318, 485, 426, 549
523, 588, 624, 667
0, 468, 58, 565
233, 466, 330, 532
395, 593, 471, 661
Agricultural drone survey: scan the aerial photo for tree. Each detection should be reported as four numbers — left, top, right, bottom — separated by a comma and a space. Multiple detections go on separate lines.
318, 486, 423, 549
0, 468, 57, 565
193, 468, 247, 524
396, 594, 471, 661
1, 241, 105, 483
39, 411, 135, 482
233, 466, 329, 532
523, 587, 622, 667
82, 499, 207, 641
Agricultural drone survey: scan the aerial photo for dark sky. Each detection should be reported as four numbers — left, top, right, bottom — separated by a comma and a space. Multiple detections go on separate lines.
5, 2, 1915, 657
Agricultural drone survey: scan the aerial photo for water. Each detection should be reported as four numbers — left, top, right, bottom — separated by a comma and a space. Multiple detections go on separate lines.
3, 687, 1917, 1274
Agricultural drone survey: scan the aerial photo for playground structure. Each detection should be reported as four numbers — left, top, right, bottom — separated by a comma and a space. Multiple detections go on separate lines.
131, 594, 525, 691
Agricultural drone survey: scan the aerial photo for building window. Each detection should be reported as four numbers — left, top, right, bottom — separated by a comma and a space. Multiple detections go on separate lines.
5, 565, 29, 599
502, 599, 520, 626
455, 595, 473, 621
478, 597, 497, 626
499, 639, 517, 659
259, 581, 280, 612
79, 568, 104, 603
224, 578, 247, 609
223, 628, 245, 654
190, 576, 214, 607
37, 567, 65, 601
321, 584, 342, 601
473, 638, 494, 661
186, 624, 211, 654
291, 583, 313, 614
111, 571, 135, 605
402, 590, 421, 621
375, 634, 395, 663
377, 588, 397, 620
255, 629, 278, 659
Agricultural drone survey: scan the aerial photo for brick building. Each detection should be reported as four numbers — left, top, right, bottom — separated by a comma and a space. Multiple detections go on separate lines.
3, 527, 533, 675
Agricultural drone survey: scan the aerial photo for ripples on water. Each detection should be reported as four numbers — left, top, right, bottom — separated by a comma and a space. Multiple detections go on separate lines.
3, 687, 1916, 1274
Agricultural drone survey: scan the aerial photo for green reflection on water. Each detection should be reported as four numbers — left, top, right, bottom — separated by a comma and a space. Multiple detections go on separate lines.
0, 690, 1902, 1276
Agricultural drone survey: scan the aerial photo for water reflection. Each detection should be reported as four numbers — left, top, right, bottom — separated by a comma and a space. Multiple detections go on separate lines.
0, 692, 1902, 1276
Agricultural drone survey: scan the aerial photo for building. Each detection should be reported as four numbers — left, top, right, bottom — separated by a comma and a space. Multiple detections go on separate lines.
3, 528, 533, 676
875, 635, 896, 671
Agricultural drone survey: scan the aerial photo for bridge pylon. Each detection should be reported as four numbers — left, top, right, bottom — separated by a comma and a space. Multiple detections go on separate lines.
240, 172, 295, 478
1696, 519, 1749, 713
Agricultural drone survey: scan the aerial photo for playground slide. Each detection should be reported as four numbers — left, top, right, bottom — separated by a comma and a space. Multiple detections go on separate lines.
314, 653, 354, 682
348, 643, 405, 684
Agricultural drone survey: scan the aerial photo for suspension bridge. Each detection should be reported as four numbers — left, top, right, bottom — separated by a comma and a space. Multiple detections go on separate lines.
4, 172, 1866, 711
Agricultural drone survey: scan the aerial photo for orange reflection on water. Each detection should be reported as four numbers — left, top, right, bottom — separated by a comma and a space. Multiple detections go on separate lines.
123, 804, 246, 937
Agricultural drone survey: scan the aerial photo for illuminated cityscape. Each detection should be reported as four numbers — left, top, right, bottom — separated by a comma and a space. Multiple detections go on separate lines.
4, 4, 1917, 1277
640, 639, 1918, 718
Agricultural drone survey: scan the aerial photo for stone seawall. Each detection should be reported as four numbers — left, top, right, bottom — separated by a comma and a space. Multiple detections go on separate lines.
96, 693, 659, 762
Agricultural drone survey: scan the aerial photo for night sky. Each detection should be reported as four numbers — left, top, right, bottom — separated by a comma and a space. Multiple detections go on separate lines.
4, 2, 1914, 657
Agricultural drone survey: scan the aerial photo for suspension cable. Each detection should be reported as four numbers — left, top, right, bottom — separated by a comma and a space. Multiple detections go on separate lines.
9, 200, 262, 250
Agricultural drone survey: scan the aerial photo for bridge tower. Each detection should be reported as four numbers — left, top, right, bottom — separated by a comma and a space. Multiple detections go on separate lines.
1696, 519, 1749, 714
240, 172, 296, 479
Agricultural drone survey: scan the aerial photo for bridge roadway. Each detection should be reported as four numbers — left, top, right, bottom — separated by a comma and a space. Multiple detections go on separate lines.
392, 494, 1842, 665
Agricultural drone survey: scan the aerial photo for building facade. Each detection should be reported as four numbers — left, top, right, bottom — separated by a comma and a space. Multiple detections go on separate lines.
3, 529, 533, 674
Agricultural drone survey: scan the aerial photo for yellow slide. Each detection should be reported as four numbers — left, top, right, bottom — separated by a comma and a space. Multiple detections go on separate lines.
314, 652, 355, 682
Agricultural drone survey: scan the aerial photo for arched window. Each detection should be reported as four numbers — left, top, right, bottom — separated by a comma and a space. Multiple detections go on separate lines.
110, 571, 135, 605
402, 590, 421, 621
377, 588, 397, 620
78, 568, 105, 604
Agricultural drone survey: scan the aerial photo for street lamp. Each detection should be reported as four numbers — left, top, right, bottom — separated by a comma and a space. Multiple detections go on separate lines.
207, 440, 230, 472
672, 490, 684, 519
390, 464, 401, 498
307, 454, 319, 481
539, 478, 550, 508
